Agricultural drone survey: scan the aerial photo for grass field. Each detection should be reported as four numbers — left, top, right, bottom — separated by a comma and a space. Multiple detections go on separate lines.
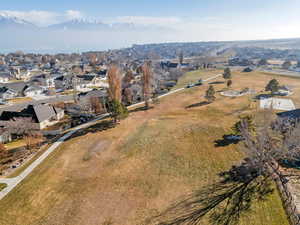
4, 139, 26, 150
173, 69, 223, 89
0, 69, 298, 225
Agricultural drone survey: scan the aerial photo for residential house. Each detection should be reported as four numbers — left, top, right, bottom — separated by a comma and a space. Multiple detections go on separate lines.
0, 72, 14, 83
0, 87, 18, 100
3, 82, 28, 97
97, 69, 107, 79
16, 70, 32, 81
76, 74, 108, 90
23, 85, 45, 97
0, 104, 65, 130
30, 74, 55, 88
54, 74, 73, 91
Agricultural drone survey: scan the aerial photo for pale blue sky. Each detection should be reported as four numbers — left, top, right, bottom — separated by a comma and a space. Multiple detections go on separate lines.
1, 0, 300, 22
1, 0, 300, 52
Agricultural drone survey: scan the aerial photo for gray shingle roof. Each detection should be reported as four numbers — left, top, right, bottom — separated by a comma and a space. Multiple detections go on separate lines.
32, 104, 57, 123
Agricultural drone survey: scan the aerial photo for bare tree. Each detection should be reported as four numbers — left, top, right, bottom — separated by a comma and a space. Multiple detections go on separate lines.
89, 97, 105, 114
72, 75, 79, 103
153, 111, 300, 225
7, 117, 38, 137
107, 64, 122, 102
178, 51, 184, 65
123, 88, 133, 106
227, 80, 233, 88
122, 70, 134, 89
142, 61, 153, 109
24, 132, 44, 151
0, 143, 6, 159
107, 64, 128, 123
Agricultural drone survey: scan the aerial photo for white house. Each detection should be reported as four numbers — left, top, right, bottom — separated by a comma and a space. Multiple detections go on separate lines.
23, 85, 45, 97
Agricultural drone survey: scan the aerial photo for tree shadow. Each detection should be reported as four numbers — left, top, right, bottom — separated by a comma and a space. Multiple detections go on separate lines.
65, 120, 116, 141
209, 81, 225, 85
214, 134, 243, 147
129, 106, 155, 113
186, 101, 210, 109
149, 162, 273, 225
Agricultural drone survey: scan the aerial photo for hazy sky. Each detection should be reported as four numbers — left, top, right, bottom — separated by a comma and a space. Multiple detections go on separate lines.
1, 0, 300, 52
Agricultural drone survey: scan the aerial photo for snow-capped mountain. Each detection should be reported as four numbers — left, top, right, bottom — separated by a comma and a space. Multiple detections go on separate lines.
48, 18, 110, 30
0, 15, 169, 32
0, 15, 175, 53
47, 19, 164, 32
0, 14, 36, 29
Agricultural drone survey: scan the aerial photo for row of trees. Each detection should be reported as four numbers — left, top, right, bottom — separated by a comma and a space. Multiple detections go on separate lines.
106, 61, 154, 123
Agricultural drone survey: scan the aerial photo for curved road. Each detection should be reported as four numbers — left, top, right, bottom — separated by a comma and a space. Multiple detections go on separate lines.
0, 74, 221, 200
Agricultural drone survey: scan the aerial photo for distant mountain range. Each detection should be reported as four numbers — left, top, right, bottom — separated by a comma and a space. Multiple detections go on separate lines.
0, 15, 177, 53
0, 15, 165, 32
0, 14, 36, 29
48, 19, 110, 30
1, 13, 300, 54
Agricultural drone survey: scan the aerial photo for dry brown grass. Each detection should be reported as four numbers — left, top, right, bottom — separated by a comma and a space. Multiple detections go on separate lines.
0, 70, 297, 225
8, 97, 33, 104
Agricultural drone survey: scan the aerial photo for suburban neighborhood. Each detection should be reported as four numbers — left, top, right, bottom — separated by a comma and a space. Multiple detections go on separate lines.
2, 1, 300, 225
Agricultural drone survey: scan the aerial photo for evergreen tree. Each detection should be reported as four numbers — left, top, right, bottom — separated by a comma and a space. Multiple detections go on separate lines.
107, 99, 128, 123
205, 85, 216, 103
265, 79, 279, 95
223, 68, 232, 80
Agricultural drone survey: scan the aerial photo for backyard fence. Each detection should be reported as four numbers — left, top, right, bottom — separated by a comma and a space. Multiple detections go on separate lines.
274, 176, 300, 225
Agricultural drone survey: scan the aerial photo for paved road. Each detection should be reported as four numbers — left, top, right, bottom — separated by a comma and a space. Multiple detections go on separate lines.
0, 74, 222, 200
